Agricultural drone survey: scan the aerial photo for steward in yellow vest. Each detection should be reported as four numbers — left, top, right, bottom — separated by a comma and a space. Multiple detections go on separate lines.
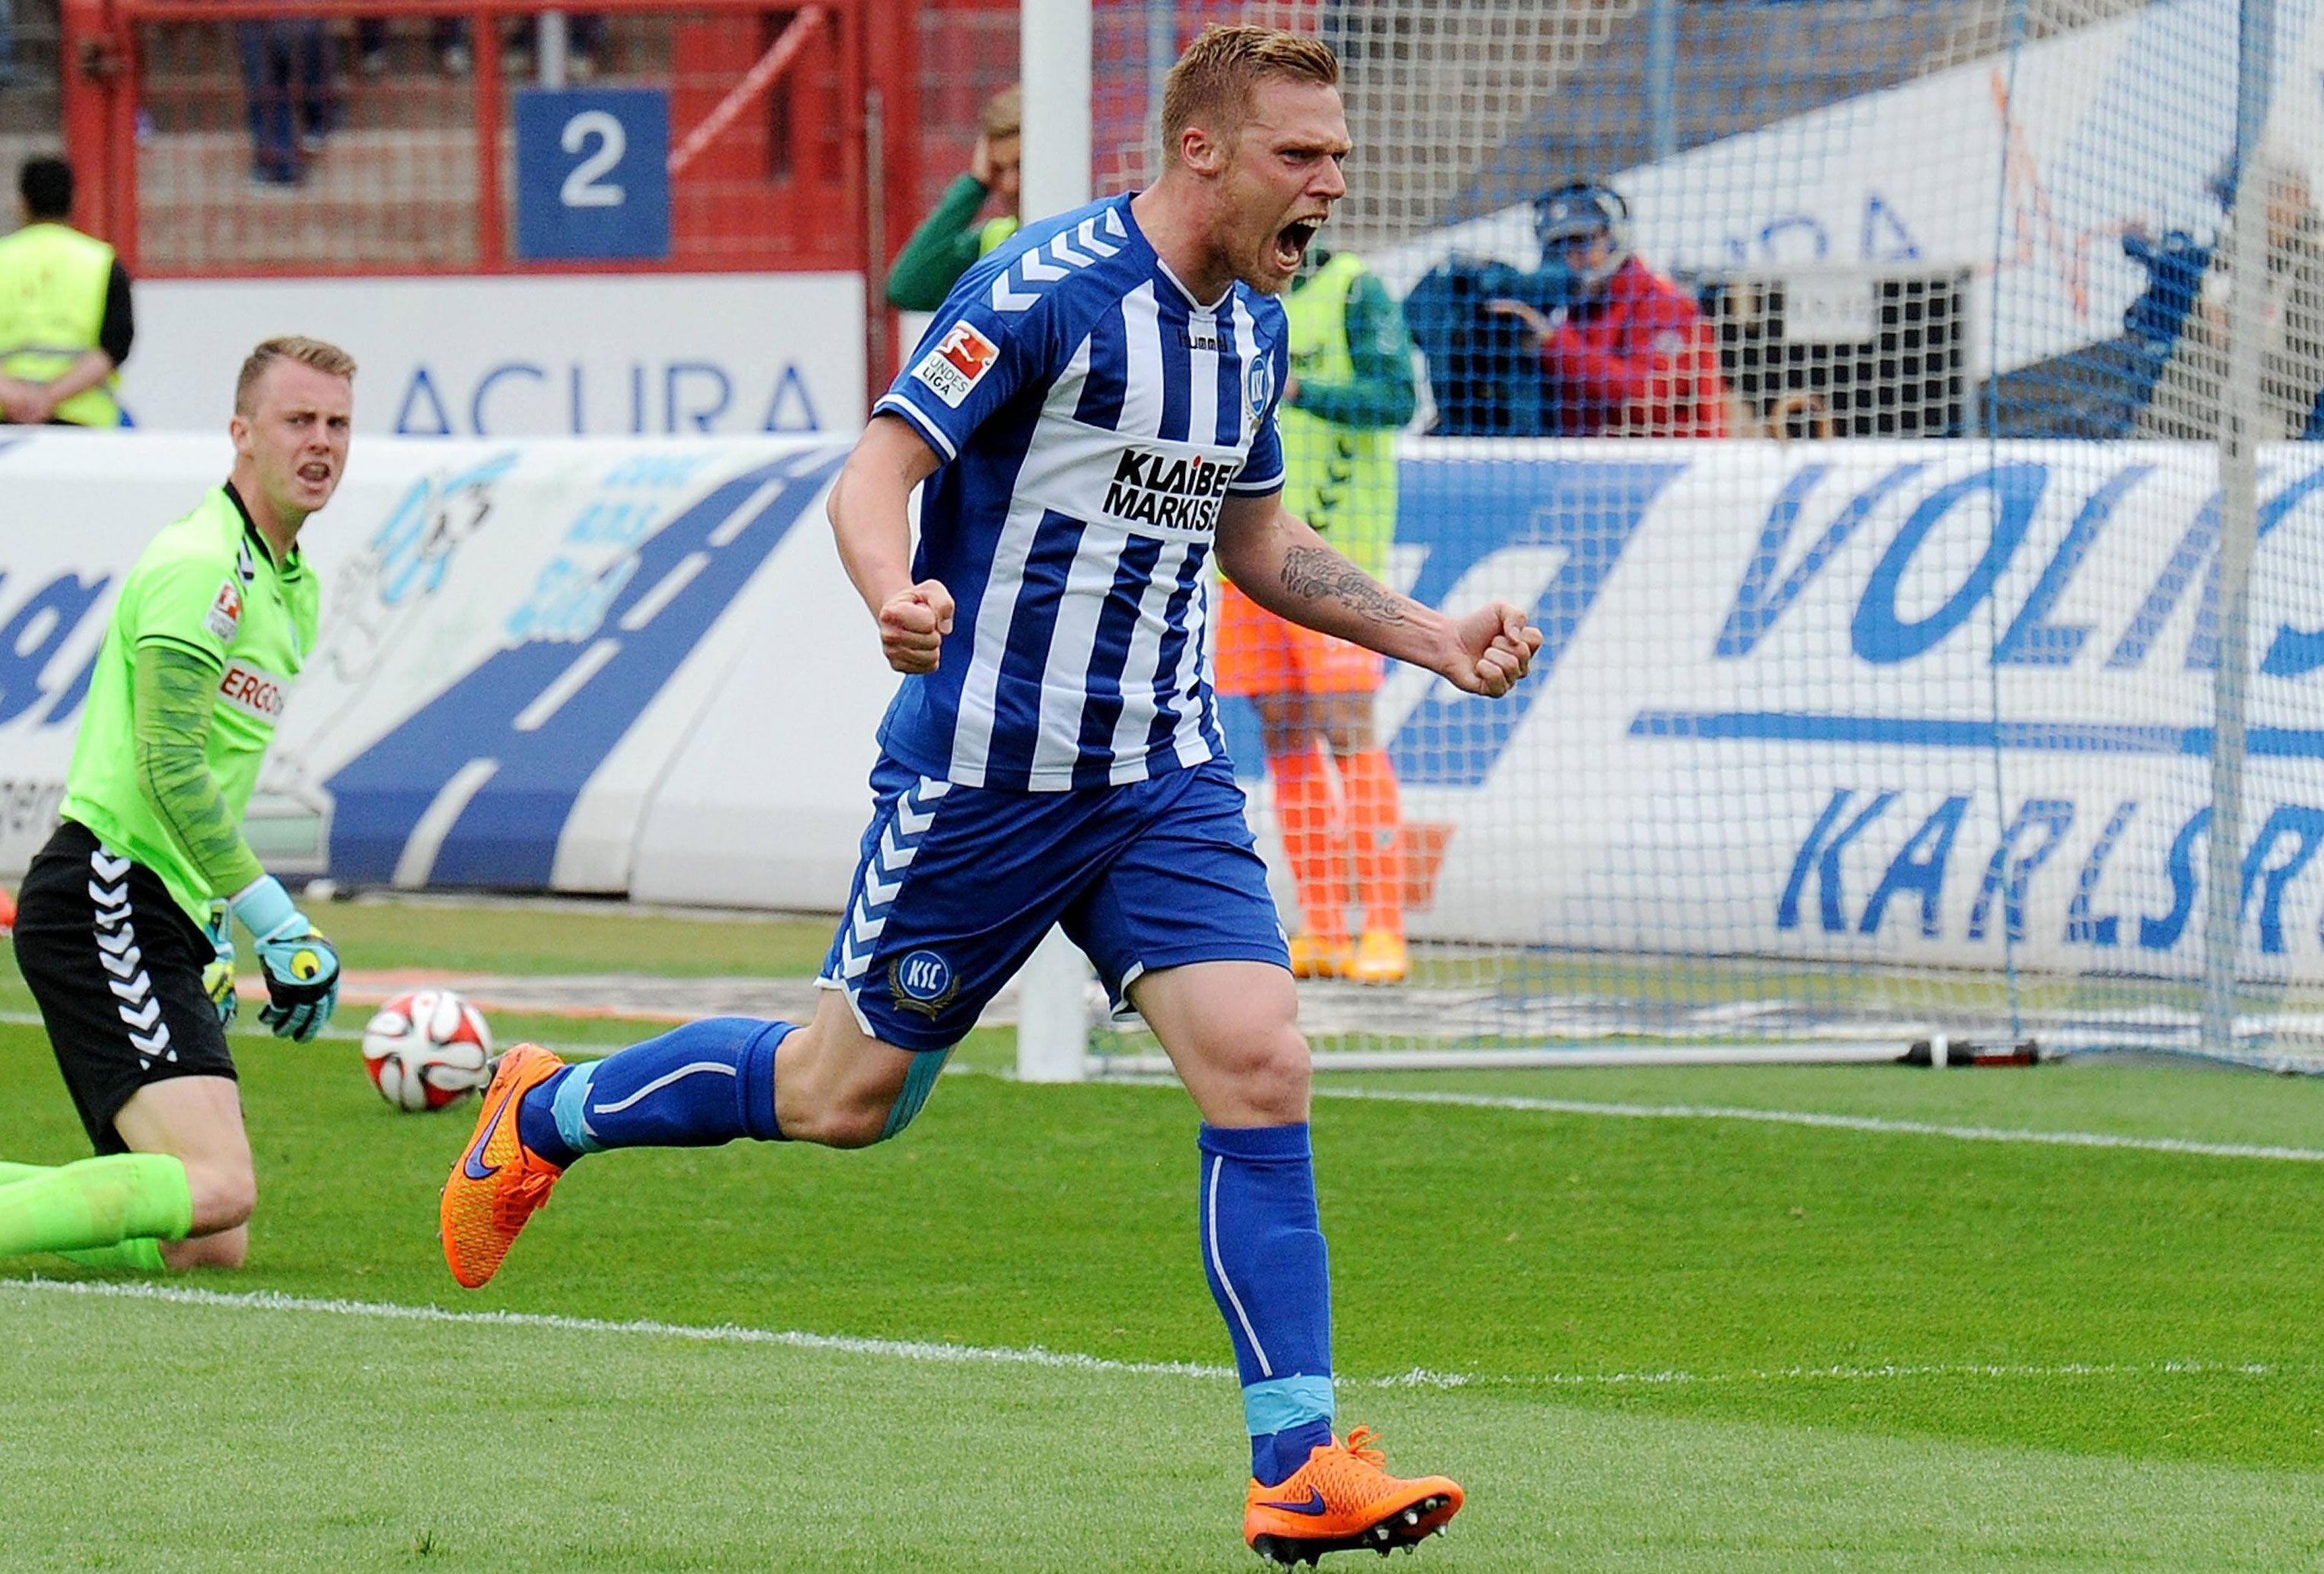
0, 158, 134, 428
1213, 247, 1421, 986
1277, 250, 1415, 578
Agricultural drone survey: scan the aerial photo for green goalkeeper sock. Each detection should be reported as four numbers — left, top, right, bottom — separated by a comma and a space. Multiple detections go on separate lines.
0, 1153, 193, 1260
59, 1236, 170, 1271
2, 1161, 173, 1268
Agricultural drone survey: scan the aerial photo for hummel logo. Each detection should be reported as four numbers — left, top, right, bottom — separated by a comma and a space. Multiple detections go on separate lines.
1258, 1488, 1328, 1516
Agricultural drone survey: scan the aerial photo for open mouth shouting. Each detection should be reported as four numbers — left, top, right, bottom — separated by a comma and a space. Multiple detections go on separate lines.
1274, 216, 1324, 275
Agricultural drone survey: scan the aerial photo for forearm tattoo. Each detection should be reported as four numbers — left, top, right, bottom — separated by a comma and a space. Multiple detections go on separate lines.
1279, 545, 1408, 627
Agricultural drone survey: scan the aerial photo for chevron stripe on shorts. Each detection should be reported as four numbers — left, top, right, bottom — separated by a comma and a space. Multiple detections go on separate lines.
834, 775, 952, 997
88, 844, 177, 1070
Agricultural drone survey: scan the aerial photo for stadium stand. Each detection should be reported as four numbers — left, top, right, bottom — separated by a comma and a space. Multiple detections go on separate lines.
0, 0, 61, 170
47, 0, 930, 274
1459, 3, 2128, 219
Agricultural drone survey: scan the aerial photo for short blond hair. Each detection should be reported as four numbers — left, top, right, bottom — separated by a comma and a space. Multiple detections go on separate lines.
235, 335, 356, 415
1161, 25, 1338, 151
980, 84, 1022, 142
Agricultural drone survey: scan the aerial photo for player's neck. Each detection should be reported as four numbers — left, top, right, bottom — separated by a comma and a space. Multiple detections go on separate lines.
227, 469, 304, 564
1130, 181, 1237, 307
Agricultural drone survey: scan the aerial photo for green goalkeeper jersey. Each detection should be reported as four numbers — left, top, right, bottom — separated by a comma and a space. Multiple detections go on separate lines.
60, 483, 318, 926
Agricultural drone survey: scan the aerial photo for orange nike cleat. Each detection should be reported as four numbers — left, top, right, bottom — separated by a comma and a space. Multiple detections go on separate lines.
1288, 933, 1354, 981
440, 1044, 567, 1289
1243, 1426, 1463, 1566
1345, 930, 1410, 987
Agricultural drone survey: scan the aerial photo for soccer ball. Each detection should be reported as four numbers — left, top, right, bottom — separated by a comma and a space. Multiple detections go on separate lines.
361, 990, 495, 1112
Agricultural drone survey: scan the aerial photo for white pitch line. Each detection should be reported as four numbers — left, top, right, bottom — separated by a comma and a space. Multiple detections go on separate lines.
0, 1276, 1233, 1380
1373, 1358, 2280, 1391
0, 1010, 622, 1058
2, 1007, 2313, 1162
1302, 1086, 2324, 1164
0, 1278, 2278, 1393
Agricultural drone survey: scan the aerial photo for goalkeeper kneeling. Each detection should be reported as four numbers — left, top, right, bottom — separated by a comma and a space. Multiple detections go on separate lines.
2, 338, 354, 1271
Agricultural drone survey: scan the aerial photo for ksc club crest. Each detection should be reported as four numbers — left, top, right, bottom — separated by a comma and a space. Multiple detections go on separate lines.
1245, 353, 1276, 425
889, 949, 960, 1019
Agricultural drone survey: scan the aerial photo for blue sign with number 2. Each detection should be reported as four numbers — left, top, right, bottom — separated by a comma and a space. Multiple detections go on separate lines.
516, 88, 672, 261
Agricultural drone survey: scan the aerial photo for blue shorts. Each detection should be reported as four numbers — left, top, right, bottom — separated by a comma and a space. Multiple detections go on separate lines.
818, 755, 1291, 1052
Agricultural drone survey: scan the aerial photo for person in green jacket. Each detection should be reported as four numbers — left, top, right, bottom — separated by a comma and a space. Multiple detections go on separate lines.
884, 85, 1023, 310
0, 157, 134, 428
2, 336, 354, 1273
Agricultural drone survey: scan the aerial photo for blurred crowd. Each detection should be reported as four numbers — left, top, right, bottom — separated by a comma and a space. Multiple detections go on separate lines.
231, 13, 611, 188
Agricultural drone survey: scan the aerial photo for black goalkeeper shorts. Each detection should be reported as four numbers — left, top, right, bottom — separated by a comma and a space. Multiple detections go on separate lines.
11, 819, 237, 1155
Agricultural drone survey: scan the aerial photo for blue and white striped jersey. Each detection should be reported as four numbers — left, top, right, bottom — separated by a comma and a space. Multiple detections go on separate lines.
872, 193, 1291, 792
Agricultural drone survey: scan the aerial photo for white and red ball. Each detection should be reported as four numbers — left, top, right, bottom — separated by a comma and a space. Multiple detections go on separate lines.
361, 990, 495, 1112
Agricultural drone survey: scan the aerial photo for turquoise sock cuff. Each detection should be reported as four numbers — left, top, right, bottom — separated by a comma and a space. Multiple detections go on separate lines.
552, 1060, 605, 1156
1243, 1374, 1336, 1437
879, 1048, 952, 1140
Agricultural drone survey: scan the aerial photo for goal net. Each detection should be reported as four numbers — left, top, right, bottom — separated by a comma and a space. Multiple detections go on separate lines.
1000, 0, 2324, 1070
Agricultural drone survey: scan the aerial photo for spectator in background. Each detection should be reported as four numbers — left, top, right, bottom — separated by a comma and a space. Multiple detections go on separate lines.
236, 16, 332, 186
0, 157, 135, 428
355, 17, 473, 79
355, 16, 603, 82
1402, 250, 1560, 435
508, 14, 606, 81
1215, 245, 1418, 984
883, 85, 1022, 311
2141, 154, 2324, 444
1985, 171, 2222, 439
1485, 180, 1728, 437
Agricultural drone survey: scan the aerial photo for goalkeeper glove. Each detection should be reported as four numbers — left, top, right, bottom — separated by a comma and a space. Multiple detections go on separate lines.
229, 875, 341, 1043
201, 899, 237, 1029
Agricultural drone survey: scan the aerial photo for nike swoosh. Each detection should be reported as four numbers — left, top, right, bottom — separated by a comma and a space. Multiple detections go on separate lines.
463, 1086, 514, 1181
1258, 1488, 1328, 1517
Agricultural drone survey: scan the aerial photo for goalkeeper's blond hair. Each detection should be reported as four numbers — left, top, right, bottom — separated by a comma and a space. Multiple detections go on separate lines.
234, 335, 357, 415
1161, 25, 1339, 150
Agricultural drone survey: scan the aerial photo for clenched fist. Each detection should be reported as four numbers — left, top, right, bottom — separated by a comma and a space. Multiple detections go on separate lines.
1440, 603, 1544, 698
879, 580, 956, 674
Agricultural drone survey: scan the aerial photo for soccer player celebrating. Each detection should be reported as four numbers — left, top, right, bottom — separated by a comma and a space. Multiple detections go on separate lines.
2, 337, 352, 1272
441, 27, 1538, 1563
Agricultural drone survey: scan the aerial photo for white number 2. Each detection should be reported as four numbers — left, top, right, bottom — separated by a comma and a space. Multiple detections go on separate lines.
560, 111, 627, 209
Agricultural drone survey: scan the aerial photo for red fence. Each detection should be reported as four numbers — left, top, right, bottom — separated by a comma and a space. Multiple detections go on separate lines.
56, 0, 926, 378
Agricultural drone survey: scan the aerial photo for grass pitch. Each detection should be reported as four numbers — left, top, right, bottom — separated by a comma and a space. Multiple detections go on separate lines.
4, 899, 2323, 1571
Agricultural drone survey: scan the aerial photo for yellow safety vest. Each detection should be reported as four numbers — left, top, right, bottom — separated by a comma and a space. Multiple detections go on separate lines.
0, 222, 122, 428
1279, 253, 1396, 579
976, 215, 1020, 257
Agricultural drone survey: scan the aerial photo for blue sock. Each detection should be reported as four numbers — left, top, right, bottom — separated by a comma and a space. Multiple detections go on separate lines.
1198, 1123, 1336, 1487
516, 1018, 791, 1167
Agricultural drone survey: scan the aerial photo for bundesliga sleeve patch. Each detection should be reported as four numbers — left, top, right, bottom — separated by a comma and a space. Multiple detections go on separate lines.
204, 579, 244, 644
910, 323, 1001, 409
